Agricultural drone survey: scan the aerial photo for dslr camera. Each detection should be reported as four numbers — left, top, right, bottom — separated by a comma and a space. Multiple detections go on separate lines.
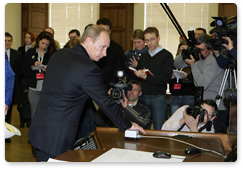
209, 16, 237, 50
186, 106, 206, 122
110, 70, 128, 103
181, 30, 201, 61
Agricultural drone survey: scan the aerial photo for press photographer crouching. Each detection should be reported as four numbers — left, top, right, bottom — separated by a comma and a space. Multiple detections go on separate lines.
95, 73, 151, 129
162, 100, 218, 133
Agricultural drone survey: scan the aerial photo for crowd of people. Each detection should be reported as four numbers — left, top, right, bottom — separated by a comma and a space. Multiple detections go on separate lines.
5, 17, 237, 161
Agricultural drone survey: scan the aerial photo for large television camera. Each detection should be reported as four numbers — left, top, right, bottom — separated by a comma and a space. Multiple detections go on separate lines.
209, 16, 237, 50
110, 70, 129, 103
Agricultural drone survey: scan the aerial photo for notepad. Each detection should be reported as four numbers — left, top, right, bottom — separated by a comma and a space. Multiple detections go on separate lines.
128, 66, 153, 81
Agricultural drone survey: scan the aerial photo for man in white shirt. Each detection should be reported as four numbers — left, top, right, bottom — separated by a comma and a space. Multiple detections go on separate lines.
162, 100, 217, 133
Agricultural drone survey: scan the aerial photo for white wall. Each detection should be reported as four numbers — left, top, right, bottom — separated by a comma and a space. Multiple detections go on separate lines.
5, 3, 22, 50
4, 3, 218, 50
134, 3, 145, 30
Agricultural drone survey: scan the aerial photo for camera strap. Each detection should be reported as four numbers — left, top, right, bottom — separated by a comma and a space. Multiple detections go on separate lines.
177, 123, 186, 131
198, 121, 212, 132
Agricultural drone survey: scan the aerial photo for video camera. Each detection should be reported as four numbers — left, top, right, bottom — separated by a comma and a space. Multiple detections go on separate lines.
209, 16, 237, 50
181, 30, 201, 61
110, 70, 130, 103
186, 106, 206, 122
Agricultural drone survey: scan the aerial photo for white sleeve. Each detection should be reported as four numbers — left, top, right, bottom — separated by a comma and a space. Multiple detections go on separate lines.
161, 105, 187, 131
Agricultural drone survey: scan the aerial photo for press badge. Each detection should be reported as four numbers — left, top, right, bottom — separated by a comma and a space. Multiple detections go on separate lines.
36, 73, 44, 80
174, 83, 181, 90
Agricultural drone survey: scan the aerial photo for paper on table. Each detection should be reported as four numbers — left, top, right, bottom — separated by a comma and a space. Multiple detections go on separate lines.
91, 148, 185, 162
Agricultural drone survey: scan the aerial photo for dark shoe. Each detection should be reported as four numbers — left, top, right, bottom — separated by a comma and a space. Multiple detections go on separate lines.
20, 123, 25, 128
5, 139, 11, 143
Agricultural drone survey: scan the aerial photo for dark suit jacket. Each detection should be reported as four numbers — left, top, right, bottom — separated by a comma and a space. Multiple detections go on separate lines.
18, 46, 26, 60
28, 44, 132, 157
96, 40, 125, 90
22, 47, 53, 89
9, 48, 22, 94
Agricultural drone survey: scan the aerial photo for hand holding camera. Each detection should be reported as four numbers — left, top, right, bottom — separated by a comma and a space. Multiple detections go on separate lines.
221, 36, 234, 51
183, 109, 200, 132
179, 105, 207, 132
184, 54, 196, 66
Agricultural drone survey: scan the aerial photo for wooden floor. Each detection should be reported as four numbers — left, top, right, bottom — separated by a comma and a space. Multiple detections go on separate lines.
5, 104, 36, 162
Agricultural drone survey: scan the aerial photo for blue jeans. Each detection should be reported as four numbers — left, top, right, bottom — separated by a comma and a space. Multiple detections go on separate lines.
140, 95, 166, 130
170, 95, 194, 115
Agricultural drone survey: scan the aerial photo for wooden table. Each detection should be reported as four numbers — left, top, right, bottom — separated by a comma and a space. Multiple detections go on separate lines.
56, 127, 232, 162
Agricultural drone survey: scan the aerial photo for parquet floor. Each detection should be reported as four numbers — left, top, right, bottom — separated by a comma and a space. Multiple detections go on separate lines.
5, 104, 36, 162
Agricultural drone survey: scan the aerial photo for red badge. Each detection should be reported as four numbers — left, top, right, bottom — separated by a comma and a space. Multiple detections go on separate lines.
174, 83, 181, 90
36, 73, 44, 80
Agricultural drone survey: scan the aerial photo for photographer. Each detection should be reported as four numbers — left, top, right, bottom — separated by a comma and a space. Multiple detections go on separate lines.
174, 34, 225, 108
161, 100, 217, 133
174, 34, 228, 133
121, 80, 151, 128
213, 36, 237, 69
95, 80, 151, 129
195, 27, 207, 38
169, 41, 195, 115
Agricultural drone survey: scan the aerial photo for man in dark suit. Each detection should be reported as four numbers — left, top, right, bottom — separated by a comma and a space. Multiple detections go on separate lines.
5, 32, 22, 130
28, 25, 145, 162
96, 17, 125, 90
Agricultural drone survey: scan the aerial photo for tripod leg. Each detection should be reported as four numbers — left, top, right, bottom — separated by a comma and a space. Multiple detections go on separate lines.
233, 69, 237, 89
215, 69, 229, 107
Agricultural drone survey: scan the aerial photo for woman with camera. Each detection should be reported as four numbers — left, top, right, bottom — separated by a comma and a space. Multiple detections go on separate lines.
161, 100, 218, 133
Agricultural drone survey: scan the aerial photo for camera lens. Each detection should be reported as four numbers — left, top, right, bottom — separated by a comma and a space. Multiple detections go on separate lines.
186, 107, 194, 116
216, 20, 223, 27
112, 89, 122, 99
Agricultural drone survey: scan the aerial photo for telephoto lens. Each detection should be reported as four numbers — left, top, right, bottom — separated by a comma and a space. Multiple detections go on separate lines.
186, 106, 205, 122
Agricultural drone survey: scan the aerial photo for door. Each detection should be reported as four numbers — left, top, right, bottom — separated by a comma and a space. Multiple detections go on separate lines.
99, 3, 134, 52
218, 3, 237, 18
21, 3, 48, 43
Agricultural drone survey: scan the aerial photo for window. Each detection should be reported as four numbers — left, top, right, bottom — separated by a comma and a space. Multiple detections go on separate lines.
50, 3, 99, 47
145, 3, 209, 57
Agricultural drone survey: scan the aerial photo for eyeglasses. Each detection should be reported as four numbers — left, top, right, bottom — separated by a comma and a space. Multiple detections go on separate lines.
197, 47, 207, 52
144, 37, 157, 43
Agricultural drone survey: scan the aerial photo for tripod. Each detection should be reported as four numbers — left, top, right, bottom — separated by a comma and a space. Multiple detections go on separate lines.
215, 58, 237, 108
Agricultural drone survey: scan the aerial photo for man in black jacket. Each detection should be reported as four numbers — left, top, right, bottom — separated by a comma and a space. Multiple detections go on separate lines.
5, 32, 22, 129
28, 25, 145, 162
96, 17, 125, 90
123, 80, 151, 129
95, 80, 151, 129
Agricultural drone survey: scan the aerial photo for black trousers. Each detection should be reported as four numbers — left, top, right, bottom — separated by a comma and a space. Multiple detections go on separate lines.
35, 149, 56, 162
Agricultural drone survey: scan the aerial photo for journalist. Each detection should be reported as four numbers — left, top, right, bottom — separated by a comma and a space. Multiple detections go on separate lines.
213, 36, 237, 69
174, 34, 227, 133
162, 100, 218, 133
